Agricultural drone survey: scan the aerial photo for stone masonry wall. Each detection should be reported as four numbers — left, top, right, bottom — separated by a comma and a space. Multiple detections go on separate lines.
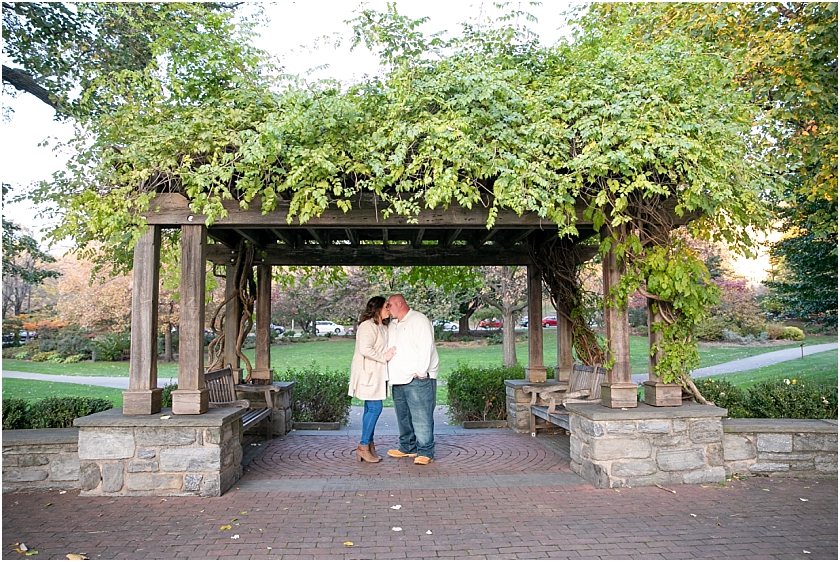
3, 429, 80, 492
74, 407, 244, 497
722, 418, 838, 477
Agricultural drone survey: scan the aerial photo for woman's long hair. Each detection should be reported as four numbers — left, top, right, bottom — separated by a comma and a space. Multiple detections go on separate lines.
359, 296, 387, 325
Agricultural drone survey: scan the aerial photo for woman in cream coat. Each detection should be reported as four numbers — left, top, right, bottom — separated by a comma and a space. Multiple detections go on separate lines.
349, 296, 396, 463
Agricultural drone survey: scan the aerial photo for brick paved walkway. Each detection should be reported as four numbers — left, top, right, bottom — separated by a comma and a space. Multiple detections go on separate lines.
3, 430, 837, 560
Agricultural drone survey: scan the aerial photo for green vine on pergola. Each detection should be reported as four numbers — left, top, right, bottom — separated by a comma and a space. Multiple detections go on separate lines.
32, 7, 776, 400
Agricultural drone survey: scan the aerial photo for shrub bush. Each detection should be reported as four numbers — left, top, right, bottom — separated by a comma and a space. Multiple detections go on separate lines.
93, 331, 131, 361
695, 316, 728, 341
486, 333, 504, 345
2, 398, 30, 429
696, 377, 837, 419
51, 326, 94, 359
694, 378, 749, 418
160, 381, 178, 408
31, 351, 58, 362
3, 397, 114, 429
447, 363, 524, 423
281, 364, 351, 425
435, 330, 455, 342
743, 379, 837, 419
765, 322, 787, 340
781, 326, 805, 341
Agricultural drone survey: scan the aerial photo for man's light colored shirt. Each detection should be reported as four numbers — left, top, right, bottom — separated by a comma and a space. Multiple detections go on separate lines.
387, 309, 439, 385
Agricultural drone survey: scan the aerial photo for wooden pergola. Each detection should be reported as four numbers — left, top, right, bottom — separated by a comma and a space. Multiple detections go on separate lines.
123, 191, 687, 416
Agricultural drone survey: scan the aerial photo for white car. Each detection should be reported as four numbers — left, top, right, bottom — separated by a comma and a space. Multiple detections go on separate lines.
434, 320, 458, 332
315, 321, 346, 336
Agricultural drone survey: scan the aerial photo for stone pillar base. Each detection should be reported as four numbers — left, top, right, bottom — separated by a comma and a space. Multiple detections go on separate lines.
122, 389, 163, 415
601, 382, 638, 408
504, 380, 534, 433
526, 366, 548, 383
566, 402, 727, 489
74, 407, 244, 497
643, 381, 682, 407
171, 389, 210, 415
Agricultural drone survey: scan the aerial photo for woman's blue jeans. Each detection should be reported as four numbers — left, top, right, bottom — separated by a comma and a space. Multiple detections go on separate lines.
391, 377, 436, 458
360, 400, 383, 446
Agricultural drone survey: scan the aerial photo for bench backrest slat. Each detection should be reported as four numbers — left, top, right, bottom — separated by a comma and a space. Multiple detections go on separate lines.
569, 364, 607, 399
205, 367, 236, 403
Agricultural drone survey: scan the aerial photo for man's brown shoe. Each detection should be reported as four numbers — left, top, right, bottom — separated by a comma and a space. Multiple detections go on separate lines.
414, 456, 433, 465
387, 449, 418, 458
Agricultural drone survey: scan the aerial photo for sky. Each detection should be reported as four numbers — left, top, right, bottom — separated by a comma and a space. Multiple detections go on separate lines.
1, 0, 573, 246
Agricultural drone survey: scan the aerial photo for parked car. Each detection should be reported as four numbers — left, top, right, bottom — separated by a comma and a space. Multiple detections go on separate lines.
542, 315, 558, 327
315, 321, 346, 336
270, 324, 285, 335
433, 320, 458, 332
478, 319, 502, 329
519, 316, 529, 327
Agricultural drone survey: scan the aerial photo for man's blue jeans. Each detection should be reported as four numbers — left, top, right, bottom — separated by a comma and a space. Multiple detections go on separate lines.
360, 400, 382, 446
391, 377, 436, 458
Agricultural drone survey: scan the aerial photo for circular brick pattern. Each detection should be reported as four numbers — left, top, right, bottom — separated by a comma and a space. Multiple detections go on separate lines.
243, 433, 570, 479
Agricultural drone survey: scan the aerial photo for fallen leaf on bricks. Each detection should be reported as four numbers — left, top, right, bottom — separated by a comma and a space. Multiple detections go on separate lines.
343, 542, 354, 547
391, 527, 402, 532
803, 551, 811, 554
160, 499, 166, 503
220, 525, 232, 531
59, 491, 67, 495
231, 534, 240, 539
426, 530, 433, 535
230, 518, 238, 523
717, 523, 721, 526
390, 505, 402, 510
160, 415, 170, 420
14, 543, 28, 553
800, 498, 809, 502
690, 514, 697, 517
762, 489, 770, 492
45, 503, 52, 507
241, 511, 248, 514
267, 547, 272, 551
24, 551, 39, 556
66, 554, 89, 560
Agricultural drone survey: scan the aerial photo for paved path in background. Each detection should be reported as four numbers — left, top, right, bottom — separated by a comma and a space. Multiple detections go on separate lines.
4, 343, 836, 389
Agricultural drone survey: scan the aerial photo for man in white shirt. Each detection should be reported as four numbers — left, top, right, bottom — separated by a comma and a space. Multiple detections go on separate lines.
385, 294, 439, 465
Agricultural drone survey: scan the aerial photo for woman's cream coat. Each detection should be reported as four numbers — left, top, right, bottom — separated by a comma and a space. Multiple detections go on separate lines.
348, 319, 389, 401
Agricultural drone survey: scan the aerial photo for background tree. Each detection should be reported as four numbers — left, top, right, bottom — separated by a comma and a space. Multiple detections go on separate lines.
478, 266, 528, 367
53, 253, 131, 333
271, 268, 369, 334
2, 2, 252, 118
2, 184, 59, 318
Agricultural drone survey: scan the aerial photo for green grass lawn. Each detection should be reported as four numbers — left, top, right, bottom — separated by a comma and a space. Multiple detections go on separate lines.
694, 350, 839, 389
2, 378, 125, 407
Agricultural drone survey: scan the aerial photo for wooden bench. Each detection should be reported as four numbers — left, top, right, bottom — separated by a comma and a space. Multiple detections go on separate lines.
522, 364, 607, 437
205, 367, 278, 440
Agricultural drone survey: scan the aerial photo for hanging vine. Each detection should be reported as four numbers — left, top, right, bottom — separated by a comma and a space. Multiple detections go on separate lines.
602, 193, 721, 404
529, 237, 606, 366
206, 240, 257, 379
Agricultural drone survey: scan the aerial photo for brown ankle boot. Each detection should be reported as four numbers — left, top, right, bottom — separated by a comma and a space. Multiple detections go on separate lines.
356, 444, 380, 463
369, 441, 382, 461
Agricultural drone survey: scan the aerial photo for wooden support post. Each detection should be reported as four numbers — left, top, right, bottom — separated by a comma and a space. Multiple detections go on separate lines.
224, 264, 242, 382
123, 226, 163, 415
526, 265, 547, 383
601, 229, 637, 408
556, 312, 574, 383
172, 224, 209, 415
250, 263, 274, 383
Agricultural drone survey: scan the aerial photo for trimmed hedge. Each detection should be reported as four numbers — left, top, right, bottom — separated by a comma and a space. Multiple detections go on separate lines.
447, 363, 525, 423
279, 364, 351, 425
2, 396, 114, 429
696, 377, 837, 419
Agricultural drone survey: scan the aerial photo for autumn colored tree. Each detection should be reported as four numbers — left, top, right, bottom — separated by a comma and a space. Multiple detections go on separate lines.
52, 253, 132, 333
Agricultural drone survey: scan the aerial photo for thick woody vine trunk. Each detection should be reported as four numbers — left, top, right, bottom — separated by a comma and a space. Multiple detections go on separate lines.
501, 309, 517, 367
